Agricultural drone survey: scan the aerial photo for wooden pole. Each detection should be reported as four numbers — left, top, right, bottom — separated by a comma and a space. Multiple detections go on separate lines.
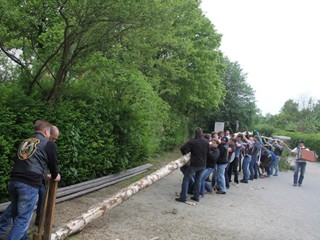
43, 181, 59, 240
51, 154, 190, 240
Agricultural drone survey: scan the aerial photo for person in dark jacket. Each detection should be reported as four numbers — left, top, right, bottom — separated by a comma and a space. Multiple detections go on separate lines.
175, 128, 213, 203
199, 138, 220, 197
226, 137, 236, 189
272, 140, 284, 176
214, 136, 229, 194
249, 135, 261, 180
1, 120, 61, 240
0, 126, 60, 238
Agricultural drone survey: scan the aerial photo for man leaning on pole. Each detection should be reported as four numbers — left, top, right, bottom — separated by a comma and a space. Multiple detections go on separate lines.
0, 120, 61, 240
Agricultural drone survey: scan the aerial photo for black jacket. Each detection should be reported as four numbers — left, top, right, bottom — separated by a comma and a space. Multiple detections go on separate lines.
180, 137, 212, 168
207, 148, 219, 168
217, 143, 228, 164
11, 133, 59, 188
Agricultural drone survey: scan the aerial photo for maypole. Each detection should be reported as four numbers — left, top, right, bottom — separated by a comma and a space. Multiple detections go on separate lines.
51, 153, 190, 240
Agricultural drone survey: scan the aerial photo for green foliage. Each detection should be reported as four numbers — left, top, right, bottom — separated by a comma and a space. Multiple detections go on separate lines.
48, 100, 119, 185
259, 98, 320, 134
0, 136, 11, 202
206, 57, 257, 132
252, 124, 277, 137
279, 150, 291, 172
0, 83, 49, 200
272, 130, 320, 155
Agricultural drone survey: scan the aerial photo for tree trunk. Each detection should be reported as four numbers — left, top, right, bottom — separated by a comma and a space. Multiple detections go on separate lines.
51, 153, 190, 240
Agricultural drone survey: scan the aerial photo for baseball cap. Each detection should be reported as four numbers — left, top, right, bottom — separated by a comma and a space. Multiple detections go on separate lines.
221, 136, 229, 143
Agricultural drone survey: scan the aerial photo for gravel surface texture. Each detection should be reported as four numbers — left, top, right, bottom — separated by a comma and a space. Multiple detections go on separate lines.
36, 151, 320, 240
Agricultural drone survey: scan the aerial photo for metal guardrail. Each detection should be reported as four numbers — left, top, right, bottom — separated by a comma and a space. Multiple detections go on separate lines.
0, 164, 153, 213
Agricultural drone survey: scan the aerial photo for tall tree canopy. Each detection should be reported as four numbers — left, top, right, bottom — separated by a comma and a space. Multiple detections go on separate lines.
206, 57, 257, 132
0, 0, 224, 110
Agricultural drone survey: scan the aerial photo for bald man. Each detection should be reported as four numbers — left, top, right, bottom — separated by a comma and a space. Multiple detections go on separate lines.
35, 125, 60, 225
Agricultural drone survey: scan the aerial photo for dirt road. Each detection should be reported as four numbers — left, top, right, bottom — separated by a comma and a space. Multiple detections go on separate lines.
53, 158, 320, 240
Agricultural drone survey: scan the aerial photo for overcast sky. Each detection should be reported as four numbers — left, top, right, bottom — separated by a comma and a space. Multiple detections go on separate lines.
201, 0, 320, 115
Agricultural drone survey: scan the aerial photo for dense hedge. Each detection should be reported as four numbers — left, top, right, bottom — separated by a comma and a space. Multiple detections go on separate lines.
0, 81, 188, 202
272, 131, 320, 155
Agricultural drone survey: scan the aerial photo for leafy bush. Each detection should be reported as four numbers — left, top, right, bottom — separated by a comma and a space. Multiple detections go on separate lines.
253, 124, 278, 137
273, 130, 320, 155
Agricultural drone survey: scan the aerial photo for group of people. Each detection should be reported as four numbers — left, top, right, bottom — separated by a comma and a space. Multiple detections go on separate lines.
0, 120, 61, 240
175, 127, 311, 203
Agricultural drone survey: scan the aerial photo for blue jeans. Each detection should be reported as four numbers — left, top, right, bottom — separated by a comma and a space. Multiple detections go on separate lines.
211, 166, 217, 187
293, 161, 307, 185
273, 156, 280, 175
35, 183, 47, 225
225, 163, 230, 189
228, 157, 239, 183
0, 204, 12, 239
6, 181, 39, 240
214, 164, 228, 192
200, 168, 214, 196
249, 155, 259, 179
180, 166, 205, 200
242, 155, 251, 181
266, 160, 273, 177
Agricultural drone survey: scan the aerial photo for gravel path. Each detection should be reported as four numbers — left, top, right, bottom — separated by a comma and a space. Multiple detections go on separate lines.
52, 157, 320, 240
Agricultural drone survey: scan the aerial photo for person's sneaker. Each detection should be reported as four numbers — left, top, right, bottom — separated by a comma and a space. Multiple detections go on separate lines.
293, 183, 297, 187
298, 184, 302, 187
216, 191, 226, 195
190, 196, 200, 202
273, 174, 278, 176
240, 179, 248, 183
175, 198, 186, 203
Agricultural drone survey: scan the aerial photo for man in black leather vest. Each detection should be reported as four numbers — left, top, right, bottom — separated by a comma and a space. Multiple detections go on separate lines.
3, 120, 61, 240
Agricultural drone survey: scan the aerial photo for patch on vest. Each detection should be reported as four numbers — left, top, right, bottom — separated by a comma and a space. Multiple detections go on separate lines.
18, 138, 40, 160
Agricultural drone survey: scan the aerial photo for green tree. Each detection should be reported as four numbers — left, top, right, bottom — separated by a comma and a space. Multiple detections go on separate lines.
207, 57, 257, 132
258, 97, 320, 134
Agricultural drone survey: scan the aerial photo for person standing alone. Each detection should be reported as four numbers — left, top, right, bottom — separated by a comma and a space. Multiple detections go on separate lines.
291, 140, 309, 186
